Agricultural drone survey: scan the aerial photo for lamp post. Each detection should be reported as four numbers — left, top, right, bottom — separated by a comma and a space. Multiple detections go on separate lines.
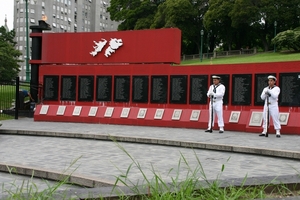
274, 21, 277, 53
207, 30, 211, 58
25, 0, 30, 82
200, 29, 204, 62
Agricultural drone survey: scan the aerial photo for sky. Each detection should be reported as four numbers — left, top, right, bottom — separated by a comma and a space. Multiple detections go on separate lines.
0, 0, 14, 30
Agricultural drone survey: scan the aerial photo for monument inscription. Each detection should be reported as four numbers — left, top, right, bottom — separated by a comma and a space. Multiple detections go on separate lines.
151, 75, 168, 103
114, 76, 130, 102
132, 76, 148, 103
189, 75, 208, 104
43, 75, 59, 100
279, 73, 300, 106
96, 76, 112, 101
232, 74, 252, 105
170, 75, 187, 104
61, 76, 76, 101
78, 76, 94, 101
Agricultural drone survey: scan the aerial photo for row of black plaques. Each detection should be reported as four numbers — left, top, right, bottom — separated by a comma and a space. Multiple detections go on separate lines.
43, 73, 300, 106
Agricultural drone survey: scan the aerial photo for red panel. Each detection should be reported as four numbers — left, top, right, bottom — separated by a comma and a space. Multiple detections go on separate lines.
40, 28, 181, 64
39, 61, 300, 111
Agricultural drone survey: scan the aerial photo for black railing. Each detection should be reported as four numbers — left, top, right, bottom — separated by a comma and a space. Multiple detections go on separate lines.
0, 77, 32, 119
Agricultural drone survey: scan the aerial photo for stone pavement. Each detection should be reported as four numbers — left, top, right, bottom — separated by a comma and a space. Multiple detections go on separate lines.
0, 118, 300, 199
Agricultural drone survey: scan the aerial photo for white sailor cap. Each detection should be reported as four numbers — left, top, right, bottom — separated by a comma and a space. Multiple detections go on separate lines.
212, 75, 221, 79
268, 75, 277, 81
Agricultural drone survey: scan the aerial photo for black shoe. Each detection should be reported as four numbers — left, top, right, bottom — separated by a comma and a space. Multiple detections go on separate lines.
259, 134, 266, 137
219, 131, 223, 133
205, 129, 212, 133
276, 135, 281, 138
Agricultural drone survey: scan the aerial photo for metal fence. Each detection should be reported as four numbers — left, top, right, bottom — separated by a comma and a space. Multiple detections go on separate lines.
0, 78, 31, 119
181, 48, 257, 61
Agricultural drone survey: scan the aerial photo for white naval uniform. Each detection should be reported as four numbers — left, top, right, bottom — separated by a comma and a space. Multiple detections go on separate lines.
207, 83, 225, 129
260, 85, 281, 131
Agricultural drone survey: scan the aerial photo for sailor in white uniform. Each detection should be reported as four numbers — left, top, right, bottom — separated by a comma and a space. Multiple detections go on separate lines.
259, 75, 281, 138
205, 75, 226, 133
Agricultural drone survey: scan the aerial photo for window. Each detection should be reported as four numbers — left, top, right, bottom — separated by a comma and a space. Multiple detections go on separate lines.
52, 23, 56, 27
30, 18, 35, 23
30, 9, 35, 14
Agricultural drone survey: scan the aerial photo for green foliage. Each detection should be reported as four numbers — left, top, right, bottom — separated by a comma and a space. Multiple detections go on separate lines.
108, 0, 300, 54
2, 157, 82, 199
111, 139, 269, 200
0, 26, 22, 82
108, 0, 159, 30
272, 28, 300, 51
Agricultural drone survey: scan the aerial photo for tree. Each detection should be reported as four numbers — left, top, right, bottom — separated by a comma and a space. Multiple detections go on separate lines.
203, 0, 236, 51
272, 27, 300, 51
229, 0, 300, 51
107, 0, 161, 30
151, 0, 209, 54
0, 27, 22, 82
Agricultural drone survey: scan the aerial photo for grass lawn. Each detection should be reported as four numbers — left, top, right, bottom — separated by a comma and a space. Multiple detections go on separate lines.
180, 51, 300, 65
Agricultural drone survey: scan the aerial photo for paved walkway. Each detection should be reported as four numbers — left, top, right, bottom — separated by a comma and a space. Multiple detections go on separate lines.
0, 118, 300, 199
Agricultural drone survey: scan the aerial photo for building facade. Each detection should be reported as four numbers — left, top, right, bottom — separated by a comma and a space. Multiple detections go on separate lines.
14, 0, 119, 81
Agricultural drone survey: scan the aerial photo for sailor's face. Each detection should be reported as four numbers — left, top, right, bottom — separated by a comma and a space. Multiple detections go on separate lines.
268, 79, 275, 87
213, 79, 220, 85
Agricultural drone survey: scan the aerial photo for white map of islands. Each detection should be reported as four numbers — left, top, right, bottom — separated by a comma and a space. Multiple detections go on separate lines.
90, 38, 123, 57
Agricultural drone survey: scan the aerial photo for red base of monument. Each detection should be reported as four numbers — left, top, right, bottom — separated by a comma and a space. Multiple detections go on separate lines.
34, 105, 300, 135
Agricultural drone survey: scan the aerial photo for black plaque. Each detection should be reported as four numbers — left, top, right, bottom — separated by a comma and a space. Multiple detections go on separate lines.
96, 76, 112, 101
210, 75, 229, 105
150, 75, 168, 103
78, 76, 94, 101
189, 75, 208, 104
279, 73, 300, 106
43, 75, 59, 101
232, 74, 252, 105
132, 76, 149, 103
114, 76, 130, 102
60, 76, 76, 101
254, 73, 276, 106
170, 75, 187, 104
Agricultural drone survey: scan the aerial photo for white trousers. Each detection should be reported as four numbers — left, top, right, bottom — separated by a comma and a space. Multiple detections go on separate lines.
207, 100, 224, 129
262, 104, 281, 130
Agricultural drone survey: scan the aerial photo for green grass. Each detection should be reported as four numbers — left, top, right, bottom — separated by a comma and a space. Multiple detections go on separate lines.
2, 158, 82, 200
180, 51, 300, 65
0, 85, 16, 109
0, 84, 31, 120
111, 139, 300, 200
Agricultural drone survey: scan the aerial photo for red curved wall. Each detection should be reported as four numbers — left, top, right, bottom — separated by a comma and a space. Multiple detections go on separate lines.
31, 28, 300, 135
